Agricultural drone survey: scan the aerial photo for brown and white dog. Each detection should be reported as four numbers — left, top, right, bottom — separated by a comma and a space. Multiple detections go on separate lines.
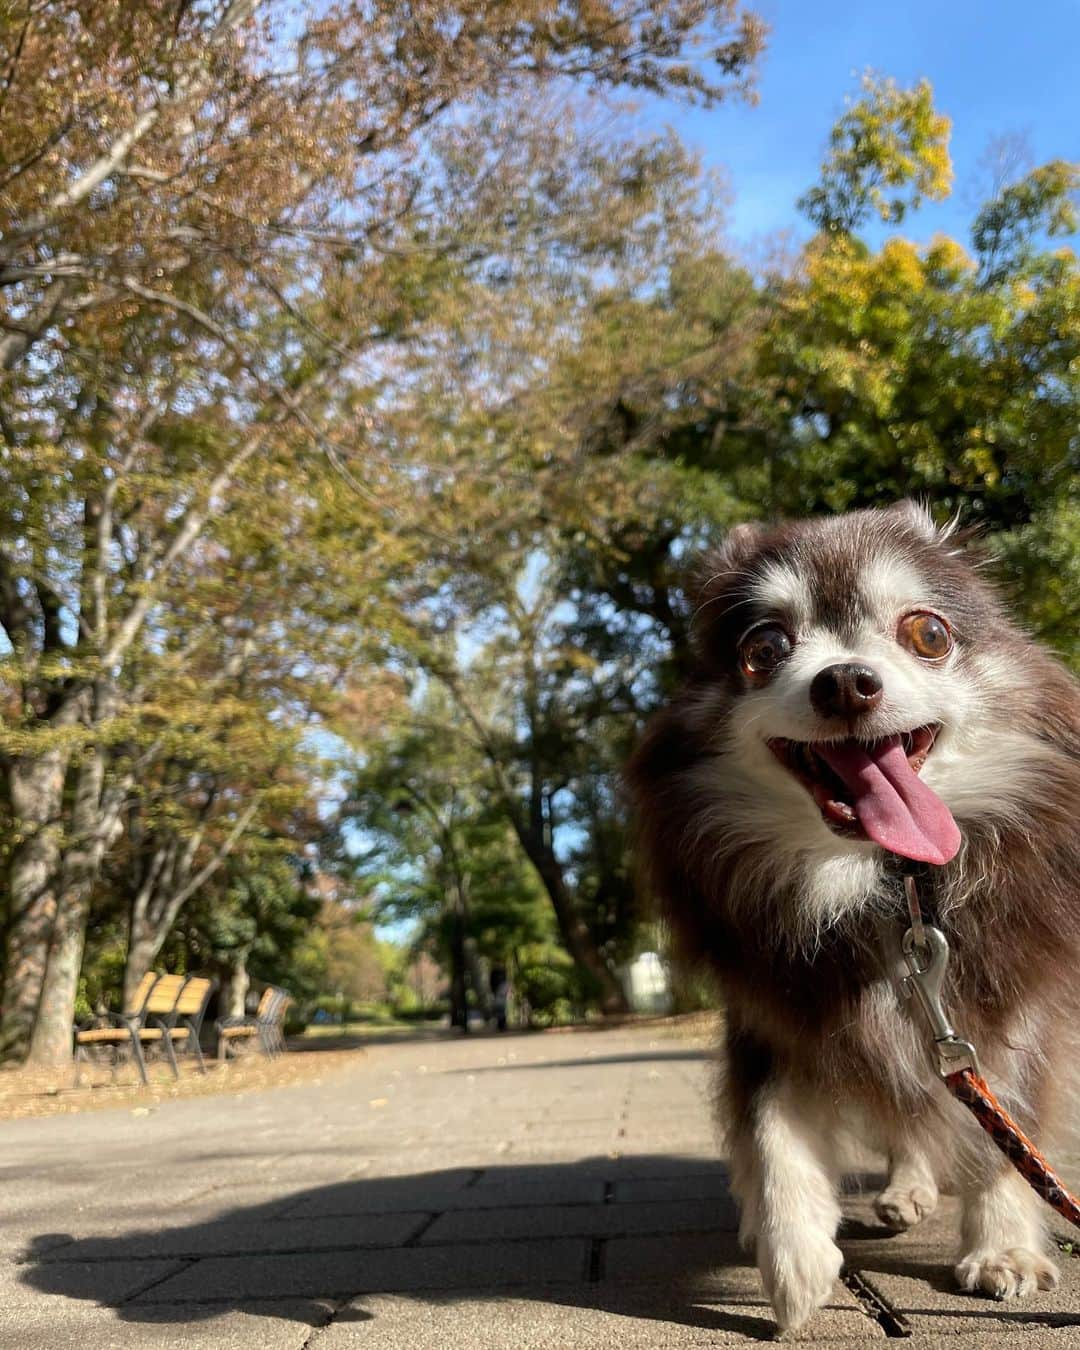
627, 501, 1080, 1332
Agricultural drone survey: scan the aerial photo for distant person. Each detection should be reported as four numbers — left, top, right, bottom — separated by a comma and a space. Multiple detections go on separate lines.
489, 964, 509, 1033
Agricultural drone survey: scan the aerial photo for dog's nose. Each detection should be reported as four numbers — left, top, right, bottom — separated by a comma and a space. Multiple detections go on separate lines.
810, 662, 883, 720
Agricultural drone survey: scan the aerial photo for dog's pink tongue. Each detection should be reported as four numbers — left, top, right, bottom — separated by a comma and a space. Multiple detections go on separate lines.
816, 736, 961, 865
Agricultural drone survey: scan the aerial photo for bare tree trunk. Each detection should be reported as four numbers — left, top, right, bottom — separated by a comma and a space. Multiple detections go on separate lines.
28, 891, 89, 1066
465, 937, 492, 1020
445, 676, 630, 1017
220, 950, 250, 1019
123, 840, 172, 1011
513, 822, 629, 1015
122, 800, 259, 1007
124, 872, 176, 1012
0, 748, 69, 1062
448, 902, 469, 1033
122, 932, 161, 1015
30, 728, 128, 1066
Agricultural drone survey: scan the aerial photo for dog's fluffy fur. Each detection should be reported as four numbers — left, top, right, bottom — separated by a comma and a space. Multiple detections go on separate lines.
627, 501, 1080, 1332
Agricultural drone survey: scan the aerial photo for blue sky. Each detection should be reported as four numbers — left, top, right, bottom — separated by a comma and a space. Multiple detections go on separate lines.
650, 0, 1080, 249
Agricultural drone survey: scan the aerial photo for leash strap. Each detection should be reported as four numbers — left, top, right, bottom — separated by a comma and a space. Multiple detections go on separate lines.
899, 893, 1080, 1233
944, 1066, 1080, 1230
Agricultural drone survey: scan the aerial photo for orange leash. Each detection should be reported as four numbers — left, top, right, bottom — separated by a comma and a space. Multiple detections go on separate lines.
899, 900, 1080, 1232
943, 1066, 1080, 1231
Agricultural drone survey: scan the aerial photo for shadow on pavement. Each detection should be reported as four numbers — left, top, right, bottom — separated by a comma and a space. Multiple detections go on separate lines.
20, 1156, 1079, 1339
18, 1155, 775, 1336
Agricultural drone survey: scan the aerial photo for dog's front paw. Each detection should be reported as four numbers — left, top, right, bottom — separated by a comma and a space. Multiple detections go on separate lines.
955, 1248, 1059, 1300
873, 1180, 938, 1231
758, 1229, 843, 1332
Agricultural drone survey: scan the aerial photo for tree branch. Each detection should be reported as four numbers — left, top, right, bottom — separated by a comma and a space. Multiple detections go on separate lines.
163, 796, 260, 918
0, 277, 73, 369
7, 0, 261, 249
0, 548, 38, 652
101, 427, 267, 670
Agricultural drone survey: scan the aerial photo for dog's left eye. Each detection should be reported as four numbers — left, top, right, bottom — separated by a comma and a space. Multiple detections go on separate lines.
739, 624, 793, 680
898, 611, 953, 660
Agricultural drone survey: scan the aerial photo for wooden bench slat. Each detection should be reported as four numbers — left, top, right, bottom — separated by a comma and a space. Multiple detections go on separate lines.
76, 1027, 167, 1043
123, 971, 159, 1018
174, 977, 212, 1016
143, 974, 187, 1015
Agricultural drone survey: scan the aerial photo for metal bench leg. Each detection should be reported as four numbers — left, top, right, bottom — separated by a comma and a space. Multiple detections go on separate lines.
129, 1031, 149, 1086
185, 1022, 207, 1075
161, 1031, 180, 1080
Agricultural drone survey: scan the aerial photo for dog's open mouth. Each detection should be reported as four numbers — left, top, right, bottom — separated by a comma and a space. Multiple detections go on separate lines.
768, 725, 939, 827
767, 724, 961, 865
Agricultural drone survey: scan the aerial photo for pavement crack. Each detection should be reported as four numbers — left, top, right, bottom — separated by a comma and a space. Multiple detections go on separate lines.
840, 1267, 911, 1338
402, 1212, 441, 1246
298, 1294, 351, 1349
119, 1257, 197, 1305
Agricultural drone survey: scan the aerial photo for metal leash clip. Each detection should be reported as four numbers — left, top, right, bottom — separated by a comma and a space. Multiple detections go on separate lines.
900, 924, 981, 1078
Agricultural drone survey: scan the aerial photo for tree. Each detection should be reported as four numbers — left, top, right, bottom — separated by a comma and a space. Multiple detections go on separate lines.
408, 573, 641, 1013
117, 747, 305, 1015
159, 844, 320, 1015
797, 74, 953, 233
550, 76, 1080, 670
342, 696, 554, 1029
308, 896, 390, 1017
759, 82, 1080, 659
0, 0, 766, 1061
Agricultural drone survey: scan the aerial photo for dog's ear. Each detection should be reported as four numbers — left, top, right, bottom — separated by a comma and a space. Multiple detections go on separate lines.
689, 520, 766, 608
686, 520, 768, 663
723, 519, 766, 557
888, 498, 941, 542
714, 519, 767, 568
887, 498, 979, 553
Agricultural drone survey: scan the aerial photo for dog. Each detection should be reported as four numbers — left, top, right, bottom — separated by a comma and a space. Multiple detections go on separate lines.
627, 500, 1080, 1332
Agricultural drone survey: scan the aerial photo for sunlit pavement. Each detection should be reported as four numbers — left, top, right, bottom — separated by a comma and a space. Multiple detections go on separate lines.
4, 1022, 1080, 1347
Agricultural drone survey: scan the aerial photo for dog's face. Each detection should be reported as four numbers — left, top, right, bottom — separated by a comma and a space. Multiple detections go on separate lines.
680, 502, 1059, 915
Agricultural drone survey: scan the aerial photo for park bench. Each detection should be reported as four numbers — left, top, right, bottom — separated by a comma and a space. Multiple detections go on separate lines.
158, 974, 214, 1075
216, 985, 292, 1061
73, 973, 213, 1086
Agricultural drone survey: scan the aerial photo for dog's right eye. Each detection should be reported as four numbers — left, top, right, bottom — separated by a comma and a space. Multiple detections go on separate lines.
739, 624, 793, 680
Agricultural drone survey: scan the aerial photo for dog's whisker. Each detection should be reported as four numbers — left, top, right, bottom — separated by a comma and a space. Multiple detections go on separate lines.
688, 591, 753, 633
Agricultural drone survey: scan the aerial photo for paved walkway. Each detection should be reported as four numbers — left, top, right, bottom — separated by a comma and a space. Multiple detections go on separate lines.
3, 1023, 1080, 1347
